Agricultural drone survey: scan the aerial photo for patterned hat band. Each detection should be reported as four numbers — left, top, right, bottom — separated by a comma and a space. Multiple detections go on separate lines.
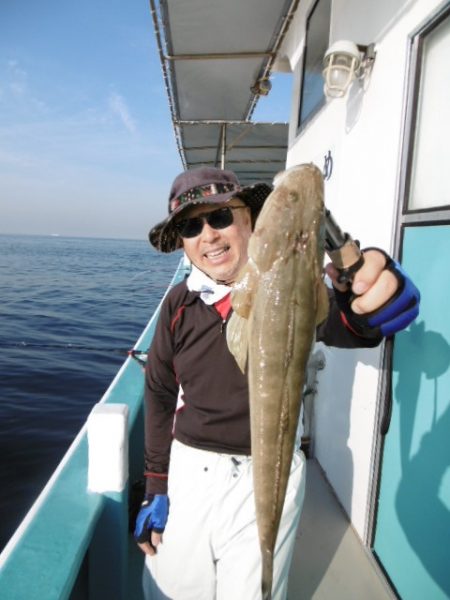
169, 182, 241, 212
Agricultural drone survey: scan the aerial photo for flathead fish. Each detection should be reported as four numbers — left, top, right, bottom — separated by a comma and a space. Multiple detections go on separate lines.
227, 164, 329, 599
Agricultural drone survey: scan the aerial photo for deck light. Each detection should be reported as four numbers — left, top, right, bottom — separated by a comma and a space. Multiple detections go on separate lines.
323, 40, 376, 98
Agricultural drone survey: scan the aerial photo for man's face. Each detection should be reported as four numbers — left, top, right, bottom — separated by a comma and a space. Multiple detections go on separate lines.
177, 199, 252, 284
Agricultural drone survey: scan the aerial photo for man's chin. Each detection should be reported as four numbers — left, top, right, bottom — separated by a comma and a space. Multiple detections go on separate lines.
198, 257, 229, 280
207, 270, 233, 285
195, 264, 235, 285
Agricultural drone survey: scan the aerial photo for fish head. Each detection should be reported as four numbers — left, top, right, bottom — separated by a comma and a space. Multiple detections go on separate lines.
249, 164, 325, 272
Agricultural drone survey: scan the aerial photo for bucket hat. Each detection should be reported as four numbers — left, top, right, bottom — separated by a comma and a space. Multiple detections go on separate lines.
149, 167, 272, 252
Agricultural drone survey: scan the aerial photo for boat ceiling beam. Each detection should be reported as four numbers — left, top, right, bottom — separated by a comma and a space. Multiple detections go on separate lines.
176, 120, 287, 126
188, 159, 286, 165
245, 0, 300, 119
184, 145, 288, 150
149, 0, 186, 167
165, 52, 275, 61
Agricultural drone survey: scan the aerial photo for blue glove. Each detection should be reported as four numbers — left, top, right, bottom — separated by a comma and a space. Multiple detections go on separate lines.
134, 494, 169, 544
335, 251, 420, 340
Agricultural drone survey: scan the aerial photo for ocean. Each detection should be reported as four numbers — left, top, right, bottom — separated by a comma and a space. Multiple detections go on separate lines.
0, 234, 181, 551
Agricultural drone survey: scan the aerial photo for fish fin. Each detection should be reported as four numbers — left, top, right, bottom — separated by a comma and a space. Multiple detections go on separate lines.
316, 280, 330, 325
226, 311, 249, 373
231, 260, 258, 319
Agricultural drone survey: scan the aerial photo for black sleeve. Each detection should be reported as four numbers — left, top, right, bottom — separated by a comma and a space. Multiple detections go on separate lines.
143, 294, 179, 495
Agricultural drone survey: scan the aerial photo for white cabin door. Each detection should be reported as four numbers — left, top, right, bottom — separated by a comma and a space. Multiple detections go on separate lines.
373, 7, 450, 599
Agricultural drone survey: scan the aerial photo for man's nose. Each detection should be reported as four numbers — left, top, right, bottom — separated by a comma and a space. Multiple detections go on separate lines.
200, 221, 220, 241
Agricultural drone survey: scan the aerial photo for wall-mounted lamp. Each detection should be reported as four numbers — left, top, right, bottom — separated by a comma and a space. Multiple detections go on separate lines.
322, 40, 376, 99
250, 77, 272, 96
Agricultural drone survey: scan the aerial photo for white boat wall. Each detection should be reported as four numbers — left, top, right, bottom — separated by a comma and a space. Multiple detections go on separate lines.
0, 1, 449, 598
280, 0, 445, 537
276, 2, 450, 598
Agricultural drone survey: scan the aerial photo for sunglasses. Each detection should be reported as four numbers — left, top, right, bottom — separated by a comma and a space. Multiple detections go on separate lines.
174, 206, 247, 239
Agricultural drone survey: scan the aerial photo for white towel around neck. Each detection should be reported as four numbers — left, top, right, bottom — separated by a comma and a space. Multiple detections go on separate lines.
186, 265, 231, 305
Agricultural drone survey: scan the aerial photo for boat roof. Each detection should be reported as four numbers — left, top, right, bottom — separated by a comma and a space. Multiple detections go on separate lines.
150, 0, 297, 185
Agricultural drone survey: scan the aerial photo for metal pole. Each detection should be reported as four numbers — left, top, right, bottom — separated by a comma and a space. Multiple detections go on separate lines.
221, 124, 227, 169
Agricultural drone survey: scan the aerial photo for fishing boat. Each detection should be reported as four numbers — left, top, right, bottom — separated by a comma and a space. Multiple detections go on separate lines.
1, 0, 449, 598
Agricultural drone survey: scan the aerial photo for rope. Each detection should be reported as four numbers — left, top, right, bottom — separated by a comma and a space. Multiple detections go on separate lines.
0, 341, 129, 355
0, 342, 149, 368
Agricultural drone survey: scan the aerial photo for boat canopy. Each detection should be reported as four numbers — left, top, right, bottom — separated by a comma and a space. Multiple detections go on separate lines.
150, 0, 298, 185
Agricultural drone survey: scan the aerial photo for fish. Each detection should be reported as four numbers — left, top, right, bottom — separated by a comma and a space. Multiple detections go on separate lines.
227, 163, 329, 599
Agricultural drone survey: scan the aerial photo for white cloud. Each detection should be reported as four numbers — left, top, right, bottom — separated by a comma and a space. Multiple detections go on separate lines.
7, 60, 28, 97
108, 92, 137, 134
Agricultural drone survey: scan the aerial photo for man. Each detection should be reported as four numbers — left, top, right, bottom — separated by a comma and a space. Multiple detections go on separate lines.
135, 166, 419, 599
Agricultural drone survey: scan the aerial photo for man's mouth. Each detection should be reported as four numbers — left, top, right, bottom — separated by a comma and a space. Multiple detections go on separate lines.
204, 245, 230, 259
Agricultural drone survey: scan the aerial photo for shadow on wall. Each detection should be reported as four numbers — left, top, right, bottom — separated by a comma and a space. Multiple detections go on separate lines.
393, 320, 450, 597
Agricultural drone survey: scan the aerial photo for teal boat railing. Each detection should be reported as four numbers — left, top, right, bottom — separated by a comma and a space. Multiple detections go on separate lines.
0, 256, 189, 600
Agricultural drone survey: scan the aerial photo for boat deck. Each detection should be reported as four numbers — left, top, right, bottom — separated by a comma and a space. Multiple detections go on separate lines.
288, 459, 394, 599
128, 458, 394, 599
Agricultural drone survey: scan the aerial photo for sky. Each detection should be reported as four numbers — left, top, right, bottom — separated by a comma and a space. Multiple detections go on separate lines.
0, 1, 292, 240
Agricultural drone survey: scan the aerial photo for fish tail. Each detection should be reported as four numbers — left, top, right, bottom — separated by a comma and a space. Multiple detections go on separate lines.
261, 548, 274, 600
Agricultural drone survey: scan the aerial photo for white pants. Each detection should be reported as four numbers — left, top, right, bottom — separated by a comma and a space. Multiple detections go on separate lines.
143, 440, 306, 600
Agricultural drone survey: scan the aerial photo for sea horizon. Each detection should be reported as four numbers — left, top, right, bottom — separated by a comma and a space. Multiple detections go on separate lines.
0, 231, 163, 244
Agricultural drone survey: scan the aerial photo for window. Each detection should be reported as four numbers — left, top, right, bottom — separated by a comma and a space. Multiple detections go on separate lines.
406, 9, 450, 211
298, 0, 331, 130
